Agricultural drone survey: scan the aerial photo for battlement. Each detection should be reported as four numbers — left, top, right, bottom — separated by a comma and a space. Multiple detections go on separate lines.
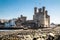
34, 6, 48, 15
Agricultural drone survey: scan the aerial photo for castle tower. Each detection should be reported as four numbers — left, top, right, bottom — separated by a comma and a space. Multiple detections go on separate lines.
42, 6, 45, 14
33, 6, 50, 28
38, 8, 42, 13
45, 10, 47, 17
34, 7, 37, 14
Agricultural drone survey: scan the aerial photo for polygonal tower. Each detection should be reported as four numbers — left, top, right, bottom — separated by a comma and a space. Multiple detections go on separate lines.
33, 6, 50, 28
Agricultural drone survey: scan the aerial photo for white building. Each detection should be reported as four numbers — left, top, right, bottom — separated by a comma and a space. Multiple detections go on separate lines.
5, 19, 16, 27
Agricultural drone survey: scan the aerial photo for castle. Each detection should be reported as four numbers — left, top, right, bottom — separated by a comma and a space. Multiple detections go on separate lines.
16, 6, 50, 28
0, 6, 50, 28
33, 6, 50, 27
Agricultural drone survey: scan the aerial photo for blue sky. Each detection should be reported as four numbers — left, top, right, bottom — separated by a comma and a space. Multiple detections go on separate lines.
0, 0, 60, 24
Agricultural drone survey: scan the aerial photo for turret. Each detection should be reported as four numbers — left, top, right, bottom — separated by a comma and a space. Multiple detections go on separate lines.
21, 15, 23, 18
45, 10, 48, 17
42, 6, 45, 13
45, 10, 47, 14
34, 7, 37, 14
38, 8, 42, 13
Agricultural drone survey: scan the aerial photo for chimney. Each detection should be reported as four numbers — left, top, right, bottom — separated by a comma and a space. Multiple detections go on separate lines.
34, 7, 37, 14
38, 8, 42, 13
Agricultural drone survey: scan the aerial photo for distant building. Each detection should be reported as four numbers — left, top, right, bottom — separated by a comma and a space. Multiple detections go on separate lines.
50, 23, 57, 27
15, 15, 27, 27
21, 20, 37, 29
56, 24, 60, 27
5, 19, 16, 27
0, 19, 8, 28
0, 21, 5, 28
5, 21, 10, 27
33, 6, 50, 27
0, 19, 8, 23
20, 15, 27, 22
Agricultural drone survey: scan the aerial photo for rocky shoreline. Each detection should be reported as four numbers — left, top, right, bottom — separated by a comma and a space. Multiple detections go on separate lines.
0, 27, 60, 40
